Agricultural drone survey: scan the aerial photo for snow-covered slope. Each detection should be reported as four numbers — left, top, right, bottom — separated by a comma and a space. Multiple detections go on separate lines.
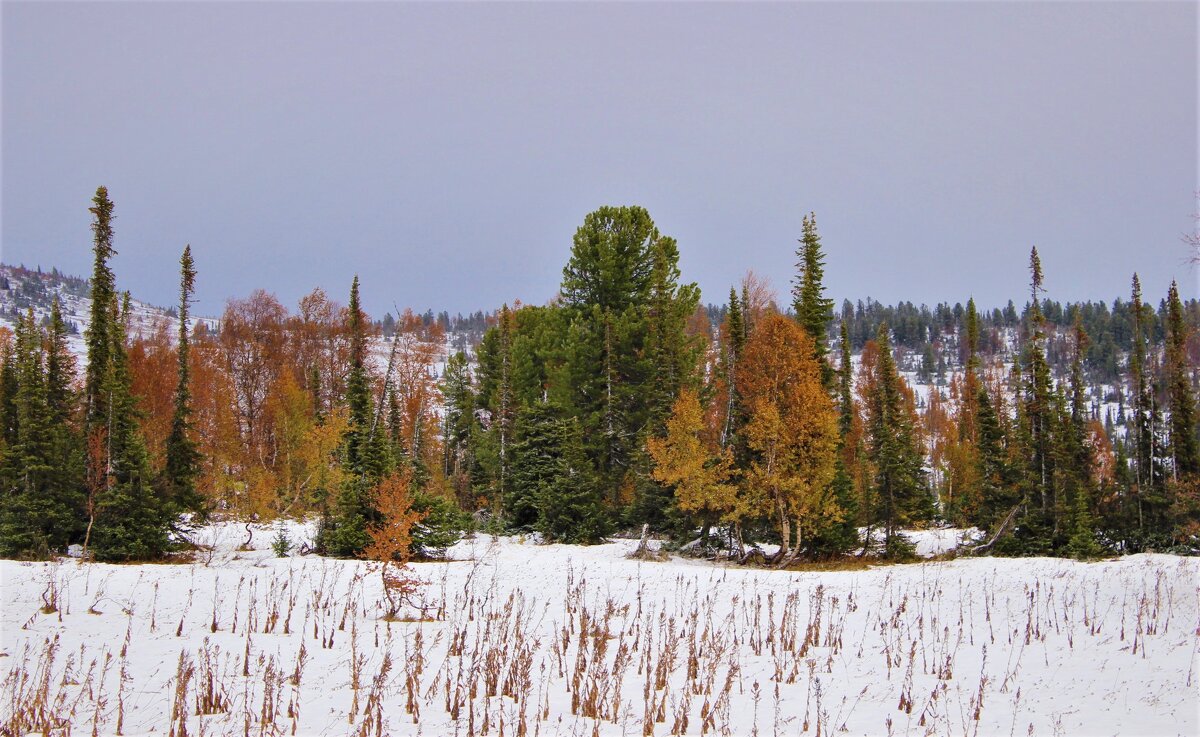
0, 263, 218, 362
2, 524, 1195, 736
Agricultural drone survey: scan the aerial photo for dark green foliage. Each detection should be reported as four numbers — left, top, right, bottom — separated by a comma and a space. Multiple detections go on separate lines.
791, 213, 835, 388
409, 490, 470, 557
74, 191, 175, 561
809, 320, 860, 557
1165, 281, 1198, 479
559, 206, 700, 514
84, 186, 117, 431
161, 245, 204, 519
0, 312, 79, 557
323, 276, 389, 558
866, 324, 931, 556
508, 402, 608, 543
90, 298, 171, 561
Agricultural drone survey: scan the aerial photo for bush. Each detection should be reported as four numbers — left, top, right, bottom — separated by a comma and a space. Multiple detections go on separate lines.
410, 491, 470, 558
271, 523, 292, 557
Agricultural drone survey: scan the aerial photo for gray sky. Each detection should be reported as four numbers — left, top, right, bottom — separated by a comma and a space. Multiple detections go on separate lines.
3, 2, 1196, 319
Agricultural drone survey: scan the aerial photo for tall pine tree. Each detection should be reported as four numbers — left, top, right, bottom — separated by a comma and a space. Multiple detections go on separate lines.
161, 245, 204, 518
791, 212, 834, 389
1165, 280, 1198, 480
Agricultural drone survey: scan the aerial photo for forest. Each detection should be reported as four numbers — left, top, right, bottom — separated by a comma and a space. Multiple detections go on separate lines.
1, 185, 1197, 564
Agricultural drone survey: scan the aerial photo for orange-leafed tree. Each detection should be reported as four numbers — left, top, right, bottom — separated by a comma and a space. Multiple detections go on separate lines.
737, 313, 840, 561
363, 469, 425, 619
220, 290, 288, 458
127, 320, 177, 468
386, 309, 445, 482
188, 326, 243, 511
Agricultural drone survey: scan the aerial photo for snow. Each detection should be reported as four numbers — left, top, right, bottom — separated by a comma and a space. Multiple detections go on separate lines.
2, 524, 1196, 736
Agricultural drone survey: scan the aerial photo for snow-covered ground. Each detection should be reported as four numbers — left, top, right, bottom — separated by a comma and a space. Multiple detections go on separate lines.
2, 524, 1197, 736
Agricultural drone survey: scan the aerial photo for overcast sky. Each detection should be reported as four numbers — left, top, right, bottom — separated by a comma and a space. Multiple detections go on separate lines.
3, 2, 1196, 319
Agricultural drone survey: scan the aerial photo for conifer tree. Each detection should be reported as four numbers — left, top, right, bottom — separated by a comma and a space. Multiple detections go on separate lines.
0, 311, 62, 556
1129, 275, 1155, 501
84, 186, 117, 432
864, 323, 929, 558
1165, 280, 1198, 480
0, 338, 17, 448
838, 319, 855, 438
1063, 311, 1100, 557
559, 206, 698, 513
1017, 247, 1058, 548
721, 287, 748, 457
67, 189, 174, 560
441, 351, 476, 500
324, 276, 388, 557
508, 401, 607, 542
90, 294, 171, 561
161, 245, 204, 518
791, 212, 834, 388
974, 377, 1015, 532
959, 297, 982, 444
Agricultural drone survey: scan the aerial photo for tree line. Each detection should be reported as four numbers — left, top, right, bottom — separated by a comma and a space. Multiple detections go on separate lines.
0, 188, 1196, 561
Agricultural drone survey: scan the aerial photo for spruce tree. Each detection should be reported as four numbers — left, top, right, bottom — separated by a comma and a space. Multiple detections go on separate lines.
1016, 247, 1057, 549
90, 295, 171, 561
84, 186, 116, 432
1062, 311, 1100, 557
161, 245, 204, 518
0, 311, 61, 556
71, 189, 173, 560
324, 276, 388, 557
1129, 275, 1155, 504
865, 323, 929, 558
508, 401, 607, 542
791, 212, 834, 388
1164, 280, 1198, 479
441, 351, 475, 488
0, 338, 17, 447
715, 286, 744, 451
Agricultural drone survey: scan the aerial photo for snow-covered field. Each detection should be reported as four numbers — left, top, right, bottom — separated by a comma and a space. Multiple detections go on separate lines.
2, 524, 1197, 736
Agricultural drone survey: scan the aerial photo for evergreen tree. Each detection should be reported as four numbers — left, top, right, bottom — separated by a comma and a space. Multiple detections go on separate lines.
721, 286, 748, 459
865, 323, 929, 558
323, 276, 388, 557
1062, 311, 1100, 557
559, 206, 698, 515
0, 338, 18, 448
161, 245, 204, 518
791, 212, 835, 388
974, 378, 1015, 532
90, 295, 171, 561
1015, 247, 1058, 550
1164, 280, 1198, 479
67, 189, 174, 561
441, 351, 476, 503
1129, 275, 1156, 508
84, 186, 117, 432
0, 312, 59, 556
508, 402, 607, 542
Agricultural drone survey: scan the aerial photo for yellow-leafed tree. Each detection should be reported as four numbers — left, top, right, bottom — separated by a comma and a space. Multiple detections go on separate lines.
648, 388, 738, 533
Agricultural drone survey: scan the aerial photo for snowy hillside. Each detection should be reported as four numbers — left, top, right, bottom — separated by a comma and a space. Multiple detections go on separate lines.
1, 524, 1195, 736
0, 263, 216, 361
